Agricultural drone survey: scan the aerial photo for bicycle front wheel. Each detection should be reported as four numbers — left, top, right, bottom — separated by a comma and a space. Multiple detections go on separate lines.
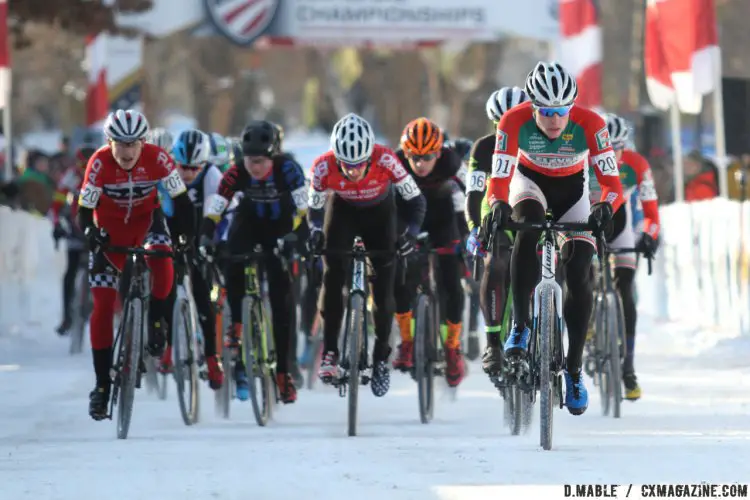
538, 286, 556, 451
413, 293, 435, 424
242, 297, 272, 426
116, 298, 142, 440
346, 294, 365, 437
593, 291, 610, 416
606, 291, 624, 419
69, 268, 88, 354
172, 296, 200, 426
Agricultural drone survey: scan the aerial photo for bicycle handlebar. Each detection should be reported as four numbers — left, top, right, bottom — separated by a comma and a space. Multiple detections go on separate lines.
599, 246, 654, 275
105, 245, 174, 258
502, 219, 596, 233
312, 249, 399, 258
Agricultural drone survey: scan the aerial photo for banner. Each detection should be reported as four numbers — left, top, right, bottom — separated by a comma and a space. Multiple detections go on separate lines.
118, 0, 560, 47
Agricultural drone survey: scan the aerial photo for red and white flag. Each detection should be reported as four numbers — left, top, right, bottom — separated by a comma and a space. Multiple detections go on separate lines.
559, 0, 602, 109
85, 33, 109, 127
644, 0, 721, 113
0, 0, 10, 111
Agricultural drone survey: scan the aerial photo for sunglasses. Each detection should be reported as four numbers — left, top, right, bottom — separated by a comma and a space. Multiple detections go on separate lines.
178, 162, 205, 171
338, 159, 369, 170
408, 153, 437, 163
613, 142, 626, 151
533, 104, 573, 117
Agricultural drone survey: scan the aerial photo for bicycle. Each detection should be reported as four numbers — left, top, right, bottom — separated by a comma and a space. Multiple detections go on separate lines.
219, 243, 286, 427
473, 226, 526, 435
497, 211, 595, 450
313, 237, 397, 437
204, 259, 232, 418
169, 245, 203, 426
586, 244, 652, 419
301, 256, 324, 390
69, 251, 92, 355
406, 232, 447, 424
105, 245, 173, 440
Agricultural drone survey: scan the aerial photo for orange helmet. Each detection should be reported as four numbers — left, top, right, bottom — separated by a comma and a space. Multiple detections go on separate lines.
400, 118, 444, 156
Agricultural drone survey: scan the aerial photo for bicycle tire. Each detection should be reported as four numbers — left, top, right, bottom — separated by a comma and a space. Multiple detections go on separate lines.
305, 315, 323, 391
538, 285, 555, 451
117, 298, 142, 440
413, 293, 435, 424
215, 292, 231, 418
346, 294, 365, 437
607, 291, 624, 419
242, 297, 271, 426
173, 297, 199, 426
69, 268, 88, 354
593, 291, 610, 416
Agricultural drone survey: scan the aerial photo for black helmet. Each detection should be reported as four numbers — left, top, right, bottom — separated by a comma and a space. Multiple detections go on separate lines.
241, 120, 276, 157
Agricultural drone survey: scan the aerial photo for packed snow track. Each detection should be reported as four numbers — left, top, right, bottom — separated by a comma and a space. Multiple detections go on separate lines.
0, 320, 748, 500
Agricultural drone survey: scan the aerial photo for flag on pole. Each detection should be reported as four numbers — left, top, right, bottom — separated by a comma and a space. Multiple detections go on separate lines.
0, 0, 10, 110
559, 0, 602, 109
644, 0, 721, 114
85, 33, 109, 127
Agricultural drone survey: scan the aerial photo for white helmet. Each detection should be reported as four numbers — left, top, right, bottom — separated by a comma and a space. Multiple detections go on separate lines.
172, 129, 211, 167
104, 109, 149, 142
147, 127, 173, 150
486, 86, 530, 122
330, 113, 374, 164
605, 113, 631, 145
525, 61, 578, 107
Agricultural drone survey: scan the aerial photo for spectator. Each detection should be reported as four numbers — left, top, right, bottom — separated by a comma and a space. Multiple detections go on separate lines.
684, 150, 719, 202
17, 151, 55, 214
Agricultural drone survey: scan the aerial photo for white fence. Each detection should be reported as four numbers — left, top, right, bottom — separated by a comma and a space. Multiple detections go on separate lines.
2, 199, 749, 337
0, 206, 65, 333
638, 198, 750, 337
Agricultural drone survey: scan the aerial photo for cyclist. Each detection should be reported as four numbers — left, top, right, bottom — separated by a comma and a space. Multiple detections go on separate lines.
590, 113, 660, 401
266, 121, 306, 385
51, 144, 98, 335
78, 110, 195, 420
156, 129, 225, 390
486, 62, 625, 415
392, 118, 466, 387
447, 136, 482, 360
208, 132, 231, 172
148, 127, 174, 151
200, 120, 307, 404
308, 112, 426, 397
465, 86, 530, 376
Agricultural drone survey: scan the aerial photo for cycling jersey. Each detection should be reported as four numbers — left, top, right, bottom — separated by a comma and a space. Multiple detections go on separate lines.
395, 146, 462, 245
308, 144, 425, 234
487, 101, 625, 214
51, 167, 84, 225
79, 144, 187, 224
589, 149, 659, 239
465, 133, 494, 231
205, 155, 307, 237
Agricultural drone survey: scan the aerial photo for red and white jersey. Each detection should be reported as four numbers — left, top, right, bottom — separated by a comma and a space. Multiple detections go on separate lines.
308, 144, 421, 210
51, 166, 84, 224
78, 143, 186, 225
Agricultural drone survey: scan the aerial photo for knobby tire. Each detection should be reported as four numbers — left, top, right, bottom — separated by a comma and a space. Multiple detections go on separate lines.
347, 294, 364, 437
414, 293, 435, 424
117, 298, 142, 440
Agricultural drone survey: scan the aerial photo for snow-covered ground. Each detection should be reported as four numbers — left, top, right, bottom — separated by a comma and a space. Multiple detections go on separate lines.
1, 304, 749, 499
